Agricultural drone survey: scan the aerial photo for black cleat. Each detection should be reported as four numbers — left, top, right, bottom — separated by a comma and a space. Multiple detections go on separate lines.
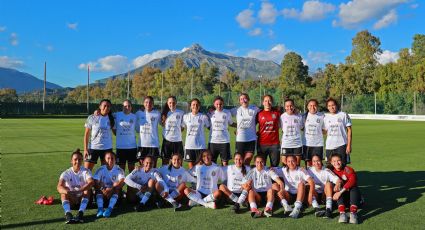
65, 212, 74, 224
231, 203, 240, 213
323, 208, 332, 219
73, 211, 84, 223
250, 209, 262, 218
173, 202, 183, 212
134, 203, 145, 212
156, 199, 165, 209
315, 208, 326, 217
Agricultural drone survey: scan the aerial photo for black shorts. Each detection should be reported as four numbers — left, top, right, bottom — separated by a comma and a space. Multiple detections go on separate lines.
116, 148, 138, 165
281, 147, 302, 156
257, 144, 280, 167
236, 141, 256, 155
85, 149, 113, 163
161, 139, 184, 160
209, 143, 231, 162
257, 191, 268, 205
137, 147, 160, 160
326, 144, 347, 164
184, 149, 205, 162
288, 192, 297, 203
303, 146, 324, 161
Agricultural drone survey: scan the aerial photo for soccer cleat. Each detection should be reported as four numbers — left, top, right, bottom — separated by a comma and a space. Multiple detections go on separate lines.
65, 212, 74, 224
35, 196, 47, 205
134, 203, 145, 212
323, 208, 332, 219
205, 202, 216, 209
96, 208, 104, 218
263, 208, 273, 218
173, 202, 183, 212
43, 196, 54, 205
349, 212, 358, 224
289, 208, 300, 219
314, 208, 326, 217
242, 201, 249, 208
74, 211, 84, 223
283, 204, 293, 215
188, 199, 198, 207
103, 208, 112, 218
156, 199, 165, 209
338, 213, 348, 223
231, 203, 240, 213
250, 209, 262, 218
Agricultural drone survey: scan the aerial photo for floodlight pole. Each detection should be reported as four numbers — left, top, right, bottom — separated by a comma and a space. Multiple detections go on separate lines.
258, 75, 263, 105
87, 65, 90, 114
374, 92, 377, 114
127, 70, 130, 99
43, 62, 46, 113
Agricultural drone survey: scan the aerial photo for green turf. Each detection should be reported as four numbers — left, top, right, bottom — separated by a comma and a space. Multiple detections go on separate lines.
1, 119, 425, 229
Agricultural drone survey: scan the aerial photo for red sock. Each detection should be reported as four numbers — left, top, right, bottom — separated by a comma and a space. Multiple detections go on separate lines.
350, 205, 357, 213
338, 205, 346, 213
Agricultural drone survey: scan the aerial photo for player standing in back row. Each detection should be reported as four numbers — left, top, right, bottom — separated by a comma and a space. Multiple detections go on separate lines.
302, 99, 325, 167
280, 99, 304, 166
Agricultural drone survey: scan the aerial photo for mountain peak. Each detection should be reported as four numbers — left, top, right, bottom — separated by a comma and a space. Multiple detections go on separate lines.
188, 43, 204, 52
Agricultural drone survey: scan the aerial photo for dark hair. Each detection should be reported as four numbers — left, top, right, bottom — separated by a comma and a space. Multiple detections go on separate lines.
239, 93, 250, 101
284, 98, 295, 105
234, 152, 247, 176
143, 155, 154, 163
311, 154, 323, 161
104, 150, 116, 159
161, 96, 177, 125
71, 148, 83, 159
144, 96, 154, 103
212, 96, 224, 110
263, 94, 274, 104
330, 153, 342, 161
99, 99, 115, 128
168, 153, 182, 171
326, 97, 339, 110
254, 154, 265, 162
306, 99, 319, 108
123, 99, 132, 106
195, 150, 212, 165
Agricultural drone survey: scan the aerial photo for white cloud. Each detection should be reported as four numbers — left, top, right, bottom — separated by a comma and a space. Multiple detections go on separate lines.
78, 55, 129, 72
246, 44, 289, 64
0, 26, 6, 32
282, 1, 336, 21
334, 0, 407, 29
0, 56, 24, 68
308, 51, 333, 64
373, 9, 398, 29
236, 9, 256, 29
132, 47, 188, 68
259, 2, 278, 24
410, 3, 419, 9
376, 50, 399, 64
67, 23, 78, 30
249, 28, 262, 36
46, 45, 54, 52
267, 29, 275, 38
10, 33, 18, 46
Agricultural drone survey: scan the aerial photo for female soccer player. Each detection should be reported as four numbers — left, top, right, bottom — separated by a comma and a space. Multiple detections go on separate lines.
57, 149, 94, 224
256, 95, 281, 167
324, 98, 352, 165
219, 152, 251, 212
158, 153, 196, 210
125, 156, 179, 211
280, 99, 304, 166
114, 100, 138, 172
244, 155, 285, 218
84, 99, 114, 170
307, 155, 341, 218
160, 96, 185, 165
279, 155, 314, 219
330, 153, 361, 224
182, 98, 210, 169
93, 151, 125, 218
208, 96, 235, 166
135, 96, 161, 167
184, 150, 225, 209
302, 99, 325, 167
230, 93, 259, 165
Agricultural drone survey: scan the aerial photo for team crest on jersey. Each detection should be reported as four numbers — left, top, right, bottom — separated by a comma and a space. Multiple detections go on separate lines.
112, 175, 117, 181
249, 110, 254, 116
316, 118, 320, 123
338, 118, 343, 123
130, 119, 134, 124
186, 154, 190, 160
272, 114, 276, 119
151, 117, 156, 122
79, 176, 84, 182
342, 175, 347, 180
223, 115, 226, 119
263, 175, 268, 180
212, 171, 216, 177
294, 119, 299, 123
295, 175, 300, 181
178, 175, 183, 181
176, 115, 180, 119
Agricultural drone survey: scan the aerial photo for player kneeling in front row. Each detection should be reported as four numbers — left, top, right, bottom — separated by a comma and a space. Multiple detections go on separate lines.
330, 153, 362, 224
93, 151, 125, 218
184, 150, 224, 209
57, 149, 94, 224
158, 153, 196, 211
125, 156, 179, 211
307, 155, 342, 218
219, 152, 251, 213
244, 155, 285, 218
277, 155, 314, 219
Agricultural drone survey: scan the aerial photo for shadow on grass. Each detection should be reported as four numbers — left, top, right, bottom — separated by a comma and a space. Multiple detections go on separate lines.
1, 214, 97, 229
357, 171, 425, 220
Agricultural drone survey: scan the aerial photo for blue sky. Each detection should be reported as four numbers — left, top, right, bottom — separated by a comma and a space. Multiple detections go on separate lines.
0, 0, 423, 87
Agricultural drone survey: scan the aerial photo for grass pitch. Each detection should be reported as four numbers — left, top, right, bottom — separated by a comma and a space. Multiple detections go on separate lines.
1, 119, 425, 229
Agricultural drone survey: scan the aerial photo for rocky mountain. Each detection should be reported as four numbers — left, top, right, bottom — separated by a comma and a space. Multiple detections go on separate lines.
0, 67, 62, 93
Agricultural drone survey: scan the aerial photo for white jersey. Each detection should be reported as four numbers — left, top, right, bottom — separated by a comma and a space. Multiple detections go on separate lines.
136, 110, 161, 148
209, 109, 233, 143
124, 168, 166, 191
163, 109, 184, 142
223, 165, 250, 193
231, 105, 259, 142
307, 166, 339, 193
158, 166, 196, 190
93, 165, 125, 188
302, 112, 325, 147
59, 167, 93, 196
182, 113, 210, 149
114, 112, 137, 149
245, 168, 279, 192
324, 112, 352, 150
190, 164, 225, 195
281, 167, 310, 194
280, 113, 304, 148
85, 115, 113, 150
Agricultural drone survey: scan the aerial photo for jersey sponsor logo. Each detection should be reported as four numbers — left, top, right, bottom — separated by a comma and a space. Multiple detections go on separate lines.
272, 114, 276, 119
294, 119, 299, 123
176, 115, 180, 119
212, 171, 216, 177
248, 110, 254, 116
338, 118, 343, 123
222, 115, 226, 119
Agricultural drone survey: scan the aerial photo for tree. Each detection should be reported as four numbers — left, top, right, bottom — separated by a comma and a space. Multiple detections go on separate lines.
0, 88, 18, 102
280, 52, 308, 103
412, 34, 425, 60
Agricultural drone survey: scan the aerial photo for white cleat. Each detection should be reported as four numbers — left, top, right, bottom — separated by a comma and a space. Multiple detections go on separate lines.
338, 213, 348, 223
349, 212, 358, 224
204, 202, 216, 209
289, 208, 300, 219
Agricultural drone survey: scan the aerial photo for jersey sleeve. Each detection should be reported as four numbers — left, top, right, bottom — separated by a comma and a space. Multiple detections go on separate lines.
344, 113, 352, 127
93, 168, 102, 181
227, 110, 233, 125
117, 167, 125, 181
342, 167, 357, 190
85, 115, 93, 129
59, 171, 67, 181
153, 170, 169, 192
124, 170, 142, 190
300, 168, 310, 181
269, 170, 279, 181
230, 107, 237, 117
203, 114, 211, 128
325, 169, 340, 184
245, 169, 254, 181
182, 114, 187, 128
183, 170, 197, 183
